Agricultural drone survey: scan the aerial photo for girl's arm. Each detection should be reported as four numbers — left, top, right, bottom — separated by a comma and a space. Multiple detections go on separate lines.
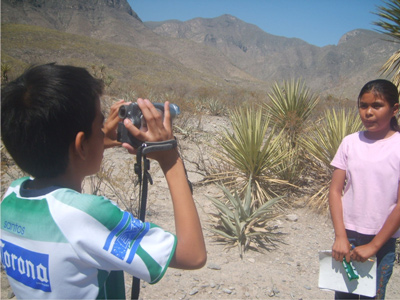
329, 168, 351, 262
351, 182, 400, 262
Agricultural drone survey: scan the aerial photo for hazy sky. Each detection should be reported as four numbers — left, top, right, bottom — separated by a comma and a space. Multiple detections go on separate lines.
128, 0, 384, 47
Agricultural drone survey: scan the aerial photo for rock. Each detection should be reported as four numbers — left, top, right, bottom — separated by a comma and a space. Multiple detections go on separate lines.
189, 288, 199, 295
273, 287, 280, 294
304, 285, 312, 290
207, 263, 221, 270
7, 290, 15, 299
286, 214, 299, 222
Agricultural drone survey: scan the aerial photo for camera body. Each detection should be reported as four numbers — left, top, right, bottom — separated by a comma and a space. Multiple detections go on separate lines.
117, 103, 180, 147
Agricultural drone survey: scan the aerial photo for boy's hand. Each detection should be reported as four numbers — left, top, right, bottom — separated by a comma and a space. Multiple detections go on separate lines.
103, 99, 127, 149
122, 98, 174, 161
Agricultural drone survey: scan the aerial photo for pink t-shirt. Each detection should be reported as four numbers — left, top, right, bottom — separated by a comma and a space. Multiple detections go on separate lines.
331, 131, 400, 238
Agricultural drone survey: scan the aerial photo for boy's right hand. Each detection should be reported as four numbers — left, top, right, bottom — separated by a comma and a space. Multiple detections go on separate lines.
122, 98, 175, 161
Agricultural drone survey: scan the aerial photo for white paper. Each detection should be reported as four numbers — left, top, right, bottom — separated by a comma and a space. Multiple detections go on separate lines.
318, 250, 377, 297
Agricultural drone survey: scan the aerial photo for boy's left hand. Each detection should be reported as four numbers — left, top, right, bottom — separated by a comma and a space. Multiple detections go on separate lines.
103, 99, 128, 149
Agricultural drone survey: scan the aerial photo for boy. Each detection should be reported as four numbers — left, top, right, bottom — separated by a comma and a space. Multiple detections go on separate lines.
1, 64, 206, 299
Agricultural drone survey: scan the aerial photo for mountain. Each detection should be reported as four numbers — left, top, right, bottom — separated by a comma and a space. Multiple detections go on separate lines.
1, 0, 142, 42
146, 15, 397, 99
1, 0, 397, 100
1, 0, 255, 85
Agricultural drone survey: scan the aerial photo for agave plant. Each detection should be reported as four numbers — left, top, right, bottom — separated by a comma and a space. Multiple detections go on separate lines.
301, 108, 363, 213
208, 177, 282, 258
205, 97, 226, 116
211, 106, 289, 206
264, 79, 319, 147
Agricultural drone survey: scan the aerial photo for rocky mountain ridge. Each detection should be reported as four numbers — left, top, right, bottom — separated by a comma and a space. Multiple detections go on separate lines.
1, 0, 397, 100
146, 15, 397, 99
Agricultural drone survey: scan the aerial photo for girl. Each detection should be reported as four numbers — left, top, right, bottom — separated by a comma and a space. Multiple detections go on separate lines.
329, 79, 400, 299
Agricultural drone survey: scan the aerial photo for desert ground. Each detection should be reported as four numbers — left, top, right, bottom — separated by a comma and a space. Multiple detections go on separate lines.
1, 114, 399, 299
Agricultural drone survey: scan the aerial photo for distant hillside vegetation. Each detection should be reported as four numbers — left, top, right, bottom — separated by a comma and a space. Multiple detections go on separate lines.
1, 23, 247, 98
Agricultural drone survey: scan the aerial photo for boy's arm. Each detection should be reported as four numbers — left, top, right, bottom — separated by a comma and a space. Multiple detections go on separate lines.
351, 183, 400, 262
329, 168, 351, 262
122, 99, 207, 269
157, 149, 207, 269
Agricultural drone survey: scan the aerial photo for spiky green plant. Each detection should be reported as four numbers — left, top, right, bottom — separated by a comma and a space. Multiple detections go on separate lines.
208, 178, 282, 258
211, 106, 289, 206
301, 108, 363, 213
274, 141, 303, 187
206, 97, 226, 116
373, 0, 400, 87
264, 79, 319, 146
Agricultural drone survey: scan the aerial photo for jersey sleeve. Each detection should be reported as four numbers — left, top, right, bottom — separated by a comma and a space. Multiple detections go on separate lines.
48, 189, 177, 284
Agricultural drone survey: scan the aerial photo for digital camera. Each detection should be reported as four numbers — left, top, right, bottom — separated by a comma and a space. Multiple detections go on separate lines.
117, 103, 180, 147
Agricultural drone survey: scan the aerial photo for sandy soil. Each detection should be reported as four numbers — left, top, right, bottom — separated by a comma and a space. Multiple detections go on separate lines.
133, 190, 400, 300
1, 115, 399, 299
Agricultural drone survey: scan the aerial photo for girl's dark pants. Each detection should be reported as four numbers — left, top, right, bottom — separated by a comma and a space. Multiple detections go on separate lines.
334, 230, 396, 300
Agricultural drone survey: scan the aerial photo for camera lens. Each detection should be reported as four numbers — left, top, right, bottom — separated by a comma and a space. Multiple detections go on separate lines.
118, 105, 127, 118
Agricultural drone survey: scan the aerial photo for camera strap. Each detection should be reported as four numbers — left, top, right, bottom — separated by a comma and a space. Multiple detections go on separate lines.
134, 140, 177, 223
131, 139, 178, 300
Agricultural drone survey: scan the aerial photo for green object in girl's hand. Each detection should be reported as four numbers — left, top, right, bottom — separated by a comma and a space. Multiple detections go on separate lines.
342, 259, 359, 281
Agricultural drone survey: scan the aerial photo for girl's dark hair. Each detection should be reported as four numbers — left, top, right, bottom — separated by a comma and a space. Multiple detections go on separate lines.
1, 63, 104, 178
358, 79, 400, 132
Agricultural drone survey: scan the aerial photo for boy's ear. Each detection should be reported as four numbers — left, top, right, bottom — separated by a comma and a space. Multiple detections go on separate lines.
394, 103, 399, 115
73, 131, 87, 160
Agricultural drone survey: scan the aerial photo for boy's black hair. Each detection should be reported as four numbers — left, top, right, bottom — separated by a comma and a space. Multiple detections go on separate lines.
1, 63, 104, 178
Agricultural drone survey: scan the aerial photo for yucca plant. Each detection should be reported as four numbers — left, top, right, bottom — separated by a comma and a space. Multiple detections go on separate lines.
208, 177, 282, 258
210, 106, 289, 206
262, 79, 319, 189
264, 79, 319, 147
301, 108, 363, 213
274, 141, 304, 187
373, 0, 400, 87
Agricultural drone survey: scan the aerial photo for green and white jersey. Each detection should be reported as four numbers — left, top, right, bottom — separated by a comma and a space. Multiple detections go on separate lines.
1, 177, 177, 299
